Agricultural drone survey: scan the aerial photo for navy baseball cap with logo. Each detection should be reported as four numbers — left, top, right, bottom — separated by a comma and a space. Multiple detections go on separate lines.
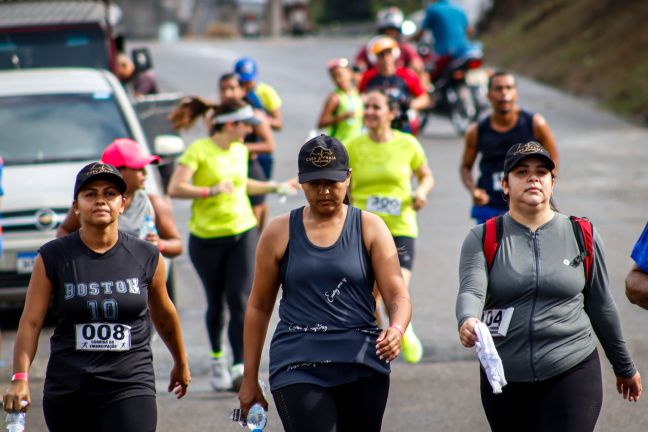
503, 141, 555, 174
298, 135, 349, 184
74, 162, 127, 199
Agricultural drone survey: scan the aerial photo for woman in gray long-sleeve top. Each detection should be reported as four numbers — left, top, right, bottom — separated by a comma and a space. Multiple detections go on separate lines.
456, 142, 642, 432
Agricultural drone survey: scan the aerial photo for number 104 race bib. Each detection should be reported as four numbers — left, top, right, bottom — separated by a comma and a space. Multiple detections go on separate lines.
481, 308, 514, 337
75, 323, 131, 351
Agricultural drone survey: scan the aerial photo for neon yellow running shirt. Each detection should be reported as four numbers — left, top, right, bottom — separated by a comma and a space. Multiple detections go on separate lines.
179, 138, 257, 238
256, 82, 282, 112
346, 130, 427, 237
327, 88, 364, 144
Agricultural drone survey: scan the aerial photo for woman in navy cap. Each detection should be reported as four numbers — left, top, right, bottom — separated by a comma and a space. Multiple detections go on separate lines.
3, 162, 190, 431
457, 142, 641, 431
239, 135, 412, 432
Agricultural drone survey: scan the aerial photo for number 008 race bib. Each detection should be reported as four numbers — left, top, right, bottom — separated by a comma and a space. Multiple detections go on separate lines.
75, 323, 131, 351
481, 308, 514, 337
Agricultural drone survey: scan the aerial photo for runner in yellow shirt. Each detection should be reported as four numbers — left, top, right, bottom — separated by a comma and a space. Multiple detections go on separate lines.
346, 90, 435, 364
167, 98, 294, 391
317, 58, 364, 145
234, 57, 283, 182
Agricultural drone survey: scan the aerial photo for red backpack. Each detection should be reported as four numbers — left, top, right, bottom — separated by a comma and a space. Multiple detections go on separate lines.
482, 216, 594, 289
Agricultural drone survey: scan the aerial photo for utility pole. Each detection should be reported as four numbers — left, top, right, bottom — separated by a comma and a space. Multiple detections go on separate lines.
269, 0, 282, 37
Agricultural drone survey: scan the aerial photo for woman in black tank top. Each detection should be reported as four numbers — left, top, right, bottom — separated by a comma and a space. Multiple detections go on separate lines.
3, 163, 190, 432
238, 136, 412, 432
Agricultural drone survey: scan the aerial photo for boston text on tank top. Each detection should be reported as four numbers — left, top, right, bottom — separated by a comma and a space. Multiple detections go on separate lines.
269, 206, 389, 381
39, 231, 159, 396
476, 109, 535, 208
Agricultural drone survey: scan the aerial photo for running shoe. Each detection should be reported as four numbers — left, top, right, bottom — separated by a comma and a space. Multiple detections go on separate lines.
210, 357, 232, 391
402, 330, 423, 364
231, 363, 244, 391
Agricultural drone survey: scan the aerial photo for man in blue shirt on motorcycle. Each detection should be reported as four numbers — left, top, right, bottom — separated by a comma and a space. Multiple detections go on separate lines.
413, 0, 472, 58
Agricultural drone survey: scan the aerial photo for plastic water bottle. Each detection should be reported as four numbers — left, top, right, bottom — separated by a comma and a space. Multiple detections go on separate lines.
5, 411, 25, 432
245, 403, 267, 431
230, 380, 268, 431
139, 213, 158, 240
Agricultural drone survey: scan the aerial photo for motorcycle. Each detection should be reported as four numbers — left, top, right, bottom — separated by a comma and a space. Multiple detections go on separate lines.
418, 42, 490, 135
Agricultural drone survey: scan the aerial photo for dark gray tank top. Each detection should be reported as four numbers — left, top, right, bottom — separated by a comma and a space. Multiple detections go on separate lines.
269, 206, 389, 390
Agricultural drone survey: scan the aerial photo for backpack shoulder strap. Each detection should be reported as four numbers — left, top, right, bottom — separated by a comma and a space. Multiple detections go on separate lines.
569, 216, 594, 288
482, 216, 504, 271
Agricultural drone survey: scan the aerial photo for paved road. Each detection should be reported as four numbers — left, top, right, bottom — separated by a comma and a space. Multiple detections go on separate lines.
2, 36, 648, 431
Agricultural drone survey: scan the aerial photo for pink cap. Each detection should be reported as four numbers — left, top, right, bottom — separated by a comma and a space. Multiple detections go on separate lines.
101, 138, 160, 169
327, 57, 349, 70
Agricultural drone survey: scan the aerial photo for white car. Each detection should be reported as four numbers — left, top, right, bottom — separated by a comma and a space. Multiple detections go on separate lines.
0, 68, 182, 306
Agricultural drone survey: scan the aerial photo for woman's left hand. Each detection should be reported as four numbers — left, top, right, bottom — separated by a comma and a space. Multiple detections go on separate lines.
276, 181, 299, 196
617, 371, 642, 402
168, 362, 191, 399
144, 232, 160, 247
239, 376, 268, 420
375, 327, 402, 363
412, 189, 427, 211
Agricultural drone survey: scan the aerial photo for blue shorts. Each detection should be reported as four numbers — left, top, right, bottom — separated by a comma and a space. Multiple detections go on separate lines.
471, 205, 507, 225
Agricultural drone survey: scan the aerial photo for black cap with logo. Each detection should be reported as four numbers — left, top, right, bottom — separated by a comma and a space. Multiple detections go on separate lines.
74, 162, 128, 199
298, 135, 349, 184
503, 141, 555, 175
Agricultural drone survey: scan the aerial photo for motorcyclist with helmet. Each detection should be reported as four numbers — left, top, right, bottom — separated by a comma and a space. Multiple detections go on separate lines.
358, 37, 430, 135
354, 7, 426, 86
411, 0, 474, 81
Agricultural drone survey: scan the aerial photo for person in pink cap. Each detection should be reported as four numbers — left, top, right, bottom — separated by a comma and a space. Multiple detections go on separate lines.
57, 138, 183, 259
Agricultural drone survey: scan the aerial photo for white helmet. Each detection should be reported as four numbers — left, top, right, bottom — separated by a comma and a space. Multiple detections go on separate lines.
376, 7, 404, 32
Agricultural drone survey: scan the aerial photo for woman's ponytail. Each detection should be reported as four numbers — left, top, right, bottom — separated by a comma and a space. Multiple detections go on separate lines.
169, 96, 214, 131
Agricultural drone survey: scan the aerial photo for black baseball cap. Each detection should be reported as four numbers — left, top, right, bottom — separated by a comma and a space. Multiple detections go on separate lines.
74, 162, 128, 199
503, 141, 555, 175
298, 135, 349, 184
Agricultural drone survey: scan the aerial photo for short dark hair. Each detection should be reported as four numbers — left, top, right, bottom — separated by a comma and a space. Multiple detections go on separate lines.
219, 72, 240, 86
488, 70, 516, 91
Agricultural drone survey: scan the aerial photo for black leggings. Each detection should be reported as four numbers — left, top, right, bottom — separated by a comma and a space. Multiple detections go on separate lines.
43, 394, 157, 432
271, 374, 390, 432
480, 349, 602, 432
189, 229, 257, 363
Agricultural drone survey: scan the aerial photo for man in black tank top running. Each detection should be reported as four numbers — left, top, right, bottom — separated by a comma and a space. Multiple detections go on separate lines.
460, 71, 559, 224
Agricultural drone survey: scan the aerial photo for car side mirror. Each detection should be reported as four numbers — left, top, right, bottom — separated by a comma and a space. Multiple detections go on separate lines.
154, 135, 185, 157
132, 47, 153, 72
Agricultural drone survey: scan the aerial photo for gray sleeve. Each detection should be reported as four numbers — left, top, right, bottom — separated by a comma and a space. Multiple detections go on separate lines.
456, 228, 488, 329
585, 228, 637, 378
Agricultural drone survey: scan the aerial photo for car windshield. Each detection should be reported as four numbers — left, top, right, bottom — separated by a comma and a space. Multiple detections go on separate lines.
0, 93, 132, 165
0, 28, 109, 70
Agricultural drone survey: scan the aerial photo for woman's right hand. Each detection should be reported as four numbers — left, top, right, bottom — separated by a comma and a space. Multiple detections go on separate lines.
238, 376, 268, 420
459, 317, 480, 348
210, 180, 234, 196
3, 380, 30, 413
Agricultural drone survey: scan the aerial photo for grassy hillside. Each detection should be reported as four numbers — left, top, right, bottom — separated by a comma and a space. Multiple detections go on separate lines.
481, 0, 648, 124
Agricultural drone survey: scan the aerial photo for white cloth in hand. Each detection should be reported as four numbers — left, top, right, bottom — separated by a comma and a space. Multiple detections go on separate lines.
474, 321, 507, 394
